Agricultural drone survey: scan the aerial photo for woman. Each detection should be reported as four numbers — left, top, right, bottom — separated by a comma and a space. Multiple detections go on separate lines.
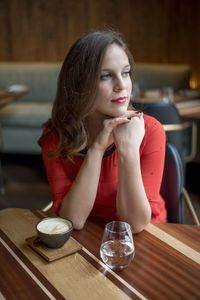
39, 31, 167, 233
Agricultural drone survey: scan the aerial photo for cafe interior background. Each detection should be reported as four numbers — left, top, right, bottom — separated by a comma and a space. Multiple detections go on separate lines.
0, 0, 200, 222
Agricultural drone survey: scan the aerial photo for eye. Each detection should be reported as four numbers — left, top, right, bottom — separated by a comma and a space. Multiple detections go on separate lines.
122, 70, 131, 77
100, 73, 112, 80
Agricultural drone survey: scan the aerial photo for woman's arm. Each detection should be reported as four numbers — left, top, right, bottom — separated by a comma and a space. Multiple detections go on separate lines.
59, 117, 132, 229
114, 114, 152, 233
115, 115, 166, 233
116, 148, 151, 233
42, 135, 104, 230
59, 148, 103, 229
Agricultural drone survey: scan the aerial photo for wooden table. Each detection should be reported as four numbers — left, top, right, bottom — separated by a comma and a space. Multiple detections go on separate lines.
0, 208, 199, 299
0, 87, 29, 108
175, 99, 200, 119
0, 87, 30, 194
134, 94, 200, 119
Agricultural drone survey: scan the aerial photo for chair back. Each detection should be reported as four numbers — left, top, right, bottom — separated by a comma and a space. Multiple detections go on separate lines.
134, 101, 197, 163
138, 101, 181, 123
134, 101, 184, 159
160, 142, 184, 223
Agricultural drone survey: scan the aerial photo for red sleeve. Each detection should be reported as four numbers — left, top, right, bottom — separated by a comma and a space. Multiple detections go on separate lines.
40, 128, 73, 214
140, 115, 167, 222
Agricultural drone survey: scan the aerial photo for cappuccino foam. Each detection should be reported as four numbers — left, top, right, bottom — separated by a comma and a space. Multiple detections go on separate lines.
37, 218, 70, 234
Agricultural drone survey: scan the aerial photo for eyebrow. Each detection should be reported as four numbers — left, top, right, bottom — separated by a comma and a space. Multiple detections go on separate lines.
101, 64, 131, 72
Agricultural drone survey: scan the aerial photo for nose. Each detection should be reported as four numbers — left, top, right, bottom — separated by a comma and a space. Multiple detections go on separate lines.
114, 76, 125, 92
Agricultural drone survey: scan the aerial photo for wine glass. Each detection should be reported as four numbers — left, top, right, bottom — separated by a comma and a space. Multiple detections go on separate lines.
162, 87, 174, 103
100, 221, 135, 271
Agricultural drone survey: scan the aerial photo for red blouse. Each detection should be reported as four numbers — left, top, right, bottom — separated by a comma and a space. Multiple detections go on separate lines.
41, 114, 167, 222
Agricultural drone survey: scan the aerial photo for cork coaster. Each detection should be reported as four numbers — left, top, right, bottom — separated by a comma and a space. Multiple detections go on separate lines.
26, 235, 82, 262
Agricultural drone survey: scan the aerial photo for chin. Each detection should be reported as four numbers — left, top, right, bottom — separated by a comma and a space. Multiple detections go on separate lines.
96, 105, 129, 119
110, 108, 128, 118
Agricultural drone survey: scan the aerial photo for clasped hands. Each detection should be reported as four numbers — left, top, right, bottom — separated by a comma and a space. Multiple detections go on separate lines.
92, 111, 145, 154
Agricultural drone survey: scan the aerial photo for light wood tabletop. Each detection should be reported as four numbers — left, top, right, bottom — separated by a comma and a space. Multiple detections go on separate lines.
175, 99, 200, 119
0, 208, 199, 300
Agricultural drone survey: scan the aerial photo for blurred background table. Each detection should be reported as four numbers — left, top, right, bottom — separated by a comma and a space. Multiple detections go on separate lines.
0, 86, 30, 108
134, 89, 200, 119
175, 99, 200, 119
0, 86, 30, 194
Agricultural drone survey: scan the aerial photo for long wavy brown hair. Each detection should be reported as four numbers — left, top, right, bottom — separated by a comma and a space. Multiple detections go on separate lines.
39, 30, 135, 161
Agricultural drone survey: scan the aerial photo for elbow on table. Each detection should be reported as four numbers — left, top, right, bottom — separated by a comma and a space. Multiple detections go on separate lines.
127, 216, 151, 234
58, 210, 85, 230
66, 217, 85, 231
131, 223, 148, 234
73, 220, 85, 230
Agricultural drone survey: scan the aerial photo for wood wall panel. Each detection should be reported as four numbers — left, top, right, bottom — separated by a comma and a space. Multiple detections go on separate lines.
167, 0, 195, 62
88, 0, 170, 63
0, 0, 200, 87
0, 0, 89, 61
187, 0, 200, 87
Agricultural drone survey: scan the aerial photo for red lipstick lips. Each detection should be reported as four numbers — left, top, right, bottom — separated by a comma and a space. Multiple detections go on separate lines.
111, 97, 127, 103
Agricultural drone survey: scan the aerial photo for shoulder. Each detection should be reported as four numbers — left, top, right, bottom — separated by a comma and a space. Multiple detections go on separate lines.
40, 126, 59, 151
143, 114, 165, 135
140, 114, 166, 153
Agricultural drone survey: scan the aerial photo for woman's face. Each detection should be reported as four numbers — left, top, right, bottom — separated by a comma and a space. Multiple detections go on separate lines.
93, 43, 132, 119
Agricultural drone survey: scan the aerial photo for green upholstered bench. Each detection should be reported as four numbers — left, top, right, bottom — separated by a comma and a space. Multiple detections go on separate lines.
135, 63, 191, 91
0, 62, 191, 154
0, 63, 61, 154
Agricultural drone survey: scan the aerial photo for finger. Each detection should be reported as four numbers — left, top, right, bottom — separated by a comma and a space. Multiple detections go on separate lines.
134, 112, 144, 120
128, 113, 144, 121
123, 110, 143, 119
103, 117, 130, 132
